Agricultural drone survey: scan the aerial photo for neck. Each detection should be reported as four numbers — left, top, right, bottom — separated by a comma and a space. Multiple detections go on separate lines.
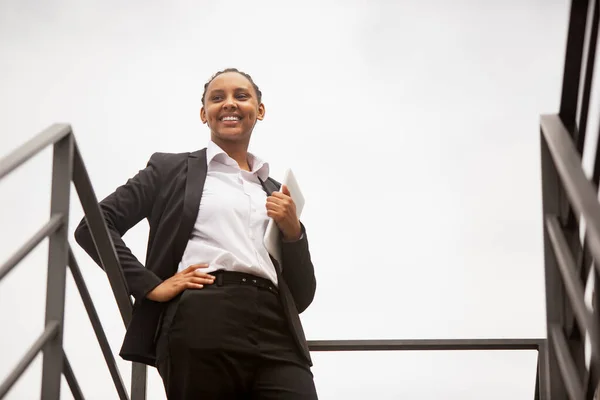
212, 137, 251, 171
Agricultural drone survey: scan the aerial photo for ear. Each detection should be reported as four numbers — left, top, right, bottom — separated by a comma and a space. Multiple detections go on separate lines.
200, 107, 208, 124
257, 103, 266, 121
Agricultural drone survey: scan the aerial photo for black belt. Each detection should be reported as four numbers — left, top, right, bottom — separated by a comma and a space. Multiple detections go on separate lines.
209, 270, 279, 295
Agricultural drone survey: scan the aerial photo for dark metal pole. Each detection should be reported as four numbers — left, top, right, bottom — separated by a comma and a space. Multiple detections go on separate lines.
538, 341, 550, 400
559, 0, 590, 133
62, 350, 85, 400
130, 363, 147, 400
41, 132, 73, 400
541, 128, 569, 400
0, 124, 71, 180
574, 0, 599, 153
307, 338, 542, 352
550, 325, 585, 399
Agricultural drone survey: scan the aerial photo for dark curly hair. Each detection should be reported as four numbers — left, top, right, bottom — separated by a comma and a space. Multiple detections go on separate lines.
201, 68, 262, 106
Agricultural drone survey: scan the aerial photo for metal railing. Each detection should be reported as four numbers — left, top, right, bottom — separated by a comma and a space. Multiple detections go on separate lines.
0, 124, 147, 400
10, 0, 599, 394
0, 124, 548, 399
308, 340, 547, 398
540, 0, 600, 398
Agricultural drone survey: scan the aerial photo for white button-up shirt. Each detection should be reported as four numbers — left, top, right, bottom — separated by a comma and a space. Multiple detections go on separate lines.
177, 140, 278, 285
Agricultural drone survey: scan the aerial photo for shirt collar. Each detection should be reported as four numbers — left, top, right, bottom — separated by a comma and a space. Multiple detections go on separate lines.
206, 140, 270, 181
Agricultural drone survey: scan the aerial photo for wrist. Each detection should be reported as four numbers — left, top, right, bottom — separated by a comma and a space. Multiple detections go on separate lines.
145, 281, 163, 301
283, 223, 302, 242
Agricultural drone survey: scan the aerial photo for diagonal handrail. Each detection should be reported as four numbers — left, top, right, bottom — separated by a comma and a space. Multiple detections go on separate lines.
0, 322, 59, 398
550, 325, 585, 399
541, 114, 600, 274
0, 124, 71, 180
62, 350, 85, 400
0, 214, 64, 281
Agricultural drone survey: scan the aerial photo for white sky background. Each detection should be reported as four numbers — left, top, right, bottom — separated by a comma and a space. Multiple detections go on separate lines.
0, 0, 571, 398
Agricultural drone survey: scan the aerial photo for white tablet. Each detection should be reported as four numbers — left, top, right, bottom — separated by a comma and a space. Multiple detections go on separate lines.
263, 168, 305, 266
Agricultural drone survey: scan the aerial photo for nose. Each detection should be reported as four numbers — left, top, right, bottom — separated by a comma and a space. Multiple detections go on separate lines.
222, 96, 237, 110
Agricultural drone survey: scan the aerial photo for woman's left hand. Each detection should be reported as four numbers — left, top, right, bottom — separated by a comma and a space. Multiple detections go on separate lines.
266, 184, 302, 241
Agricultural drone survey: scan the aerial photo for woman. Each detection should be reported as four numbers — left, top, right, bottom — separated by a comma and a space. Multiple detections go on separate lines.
75, 68, 318, 399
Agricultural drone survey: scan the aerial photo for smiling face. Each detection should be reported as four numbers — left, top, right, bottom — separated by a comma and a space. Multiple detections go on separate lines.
200, 72, 265, 146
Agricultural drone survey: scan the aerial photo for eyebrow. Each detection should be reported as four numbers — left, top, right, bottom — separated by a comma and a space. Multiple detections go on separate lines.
208, 87, 252, 94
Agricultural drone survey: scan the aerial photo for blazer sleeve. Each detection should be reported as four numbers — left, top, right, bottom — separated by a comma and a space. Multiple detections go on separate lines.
280, 222, 316, 313
74, 153, 164, 300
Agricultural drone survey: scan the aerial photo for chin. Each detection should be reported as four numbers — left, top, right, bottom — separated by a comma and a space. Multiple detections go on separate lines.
215, 131, 251, 142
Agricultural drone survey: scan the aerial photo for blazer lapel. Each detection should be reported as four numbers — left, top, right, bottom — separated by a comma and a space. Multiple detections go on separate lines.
173, 148, 207, 265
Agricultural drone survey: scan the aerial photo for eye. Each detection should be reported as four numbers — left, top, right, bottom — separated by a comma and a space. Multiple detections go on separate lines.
236, 93, 249, 100
211, 95, 223, 101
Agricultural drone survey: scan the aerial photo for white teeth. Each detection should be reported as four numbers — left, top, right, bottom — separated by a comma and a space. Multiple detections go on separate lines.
222, 116, 240, 121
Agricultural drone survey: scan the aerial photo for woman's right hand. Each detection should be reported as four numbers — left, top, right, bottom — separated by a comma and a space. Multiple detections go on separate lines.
146, 264, 215, 302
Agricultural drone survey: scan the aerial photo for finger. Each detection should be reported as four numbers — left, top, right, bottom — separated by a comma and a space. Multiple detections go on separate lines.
281, 184, 291, 196
189, 263, 209, 268
266, 199, 286, 209
267, 210, 283, 220
266, 196, 286, 206
191, 273, 216, 282
189, 276, 215, 285
183, 264, 201, 273
270, 191, 289, 200
186, 263, 209, 273
266, 203, 285, 210
190, 277, 214, 285
185, 281, 204, 290
266, 207, 284, 218
270, 193, 294, 208
192, 269, 216, 277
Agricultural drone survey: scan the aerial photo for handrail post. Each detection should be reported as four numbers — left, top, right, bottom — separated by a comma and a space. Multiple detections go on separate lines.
131, 363, 147, 400
540, 128, 569, 400
41, 131, 74, 399
538, 341, 550, 400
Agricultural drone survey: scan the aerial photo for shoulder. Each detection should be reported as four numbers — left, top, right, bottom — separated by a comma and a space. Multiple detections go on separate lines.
142, 149, 207, 185
148, 149, 207, 168
148, 151, 189, 164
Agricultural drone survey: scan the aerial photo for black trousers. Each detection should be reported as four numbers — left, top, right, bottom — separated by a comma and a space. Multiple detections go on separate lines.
155, 278, 317, 399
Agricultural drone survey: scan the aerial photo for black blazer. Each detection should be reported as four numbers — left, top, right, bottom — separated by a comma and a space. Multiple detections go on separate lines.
74, 149, 316, 367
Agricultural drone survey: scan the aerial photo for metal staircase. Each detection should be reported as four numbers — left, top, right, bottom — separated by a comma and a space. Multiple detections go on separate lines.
540, 0, 600, 398
0, 125, 148, 399
5, 0, 600, 398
